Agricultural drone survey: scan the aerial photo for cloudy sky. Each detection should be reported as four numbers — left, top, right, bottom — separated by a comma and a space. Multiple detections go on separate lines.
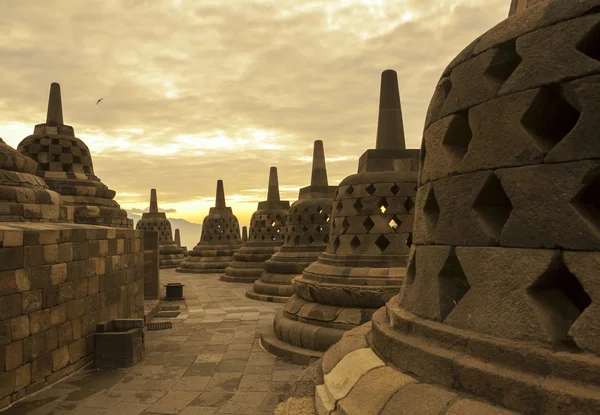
0, 0, 509, 230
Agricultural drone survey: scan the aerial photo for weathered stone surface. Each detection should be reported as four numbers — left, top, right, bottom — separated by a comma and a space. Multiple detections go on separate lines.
222, 167, 289, 283
177, 180, 243, 274
17, 83, 131, 228
135, 189, 185, 268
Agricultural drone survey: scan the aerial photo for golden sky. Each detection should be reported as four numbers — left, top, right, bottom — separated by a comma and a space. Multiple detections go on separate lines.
0, 0, 509, 229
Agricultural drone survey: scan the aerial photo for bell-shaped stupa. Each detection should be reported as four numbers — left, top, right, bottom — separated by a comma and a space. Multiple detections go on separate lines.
280, 2, 600, 414
136, 189, 185, 268
174, 229, 188, 254
221, 167, 290, 283
247, 140, 336, 303
0, 138, 71, 222
17, 83, 132, 228
177, 180, 243, 273
262, 70, 420, 364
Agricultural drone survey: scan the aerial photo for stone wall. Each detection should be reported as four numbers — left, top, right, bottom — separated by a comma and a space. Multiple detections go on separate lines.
143, 230, 160, 299
0, 223, 146, 409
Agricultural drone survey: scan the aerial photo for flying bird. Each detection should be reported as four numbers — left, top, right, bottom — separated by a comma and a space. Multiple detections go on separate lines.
96, 98, 103, 105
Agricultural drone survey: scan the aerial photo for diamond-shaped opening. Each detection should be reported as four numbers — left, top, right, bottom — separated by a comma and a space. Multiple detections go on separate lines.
353, 199, 364, 212
521, 85, 580, 153
291, 226, 296, 232
404, 198, 415, 214
350, 236, 361, 251
304, 207, 309, 213
294, 235, 301, 245
317, 206, 323, 214
345, 185, 354, 195
442, 112, 472, 162
309, 214, 316, 223
323, 234, 329, 244
302, 226, 308, 233
316, 225, 323, 233
527, 256, 591, 343
335, 202, 343, 214
261, 235, 265, 241
378, 198, 388, 214
276, 228, 281, 233
271, 221, 276, 227
324, 214, 330, 223
333, 236, 341, 253
423, 187, 440, 232
388, 216, 402, 231
485, 39, 522, 87
363, 216, 375, 233
341, 218, 350, 234
390, 184, 400, 195
307, 235, 315, 244
571, 168, 600, 229
438, 248, 470, 322
576, 22, 600, 62
473, 173, 513, 239
405, 233, 413, 248
374, 235, 390, 252
217, 224, 221, 228
271, 235, 277, 241
365, 184, 376, 195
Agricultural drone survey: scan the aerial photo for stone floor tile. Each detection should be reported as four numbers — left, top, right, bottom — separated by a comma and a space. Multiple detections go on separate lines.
107, 401, 149, 415
238, 375, 272, 392
123, 390, 169, 404
190, 391, 235, 407
147, 390, 201, 414
180, 407, 219, 415
81, 389, 136, 409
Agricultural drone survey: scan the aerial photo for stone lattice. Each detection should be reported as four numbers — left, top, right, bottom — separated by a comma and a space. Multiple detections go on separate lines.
17, 83, 132, 228
136, 189, 185, 268
247, 140, 336, 303
262, 70, 420, 364
221, 167, 290, 283
0, 138, 71, 223
177, 180, 243, 273
282, 2, 600, 414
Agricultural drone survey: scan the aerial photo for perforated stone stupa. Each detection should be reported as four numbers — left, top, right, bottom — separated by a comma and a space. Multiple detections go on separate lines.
262, 70, 420, 364
0, 138, 71, 222
247, 140, 336, 303
280, 2, 600, 414
174, 228, 188, 254
136, 189, 185, 268
221, 167, 290, 283
177, 180, 243, 273
17, 83, 132, 228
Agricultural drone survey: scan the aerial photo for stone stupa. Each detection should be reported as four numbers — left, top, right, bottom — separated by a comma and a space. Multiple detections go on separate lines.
136, 189, 185, 268
18, 83, 132, 228
247, 140, 336, 303
0, 138, 71, 222
177, 180, 243, 273
221, 167, 290, 283
280, 1, 600, 414
174, 228, 188, 254
263, 69, 420, 364
242, 225, 248, 242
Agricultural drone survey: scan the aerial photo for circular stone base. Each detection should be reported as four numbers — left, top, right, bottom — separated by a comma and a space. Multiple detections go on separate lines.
273, 309, 347, 353
176, 268, 224, 274
219, 274, 254, 283
245, 289, 289, 303
260, 324, 323, 365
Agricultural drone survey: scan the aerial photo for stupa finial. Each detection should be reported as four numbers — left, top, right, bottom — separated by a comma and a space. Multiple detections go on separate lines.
267, 167, 281, 202
310, 140, 328, 187
175, 229, 181, 247
149, 189, 158, 213
46, 82, 64, 126
375, 69, 406, 150
508, 0, 547, 16
215, 180, 226, 209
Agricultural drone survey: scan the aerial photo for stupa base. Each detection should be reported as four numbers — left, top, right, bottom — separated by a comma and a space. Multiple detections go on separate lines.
176, 267, 226, 274
221, 262, 265, 283
219, 274, 256, 283
245, 289, 289, 303
261, 323, 323, 366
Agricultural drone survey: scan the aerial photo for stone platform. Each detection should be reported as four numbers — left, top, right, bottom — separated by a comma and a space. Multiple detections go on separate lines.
0, 271, 306, 415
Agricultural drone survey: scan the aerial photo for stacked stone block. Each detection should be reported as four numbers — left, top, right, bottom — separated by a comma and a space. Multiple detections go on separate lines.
221, 167, 290, 283
263, 70, 420, 364
0, 224, 146, 409
281, 1, 600, 414
135, 189, 185, 269
17, 83, 132, 228
247, 140, 336, 303
177, 180, 243, 273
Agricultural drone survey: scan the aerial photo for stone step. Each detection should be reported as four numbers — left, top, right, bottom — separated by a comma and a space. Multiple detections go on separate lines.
261, 325, 323, 366
245, 289, 290, 303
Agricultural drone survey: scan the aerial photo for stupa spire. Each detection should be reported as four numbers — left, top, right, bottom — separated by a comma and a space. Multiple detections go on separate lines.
175, 229, 181, 247
310, 140, 328, 187
215, 180, 226, 209
375, 69, 406, 150
46, 82, 64, 125
149, 189, 158, 213
266, 167, 280, 202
